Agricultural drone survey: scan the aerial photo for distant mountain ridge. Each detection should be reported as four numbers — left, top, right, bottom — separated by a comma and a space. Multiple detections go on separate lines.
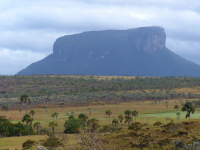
16, 26, 200, 76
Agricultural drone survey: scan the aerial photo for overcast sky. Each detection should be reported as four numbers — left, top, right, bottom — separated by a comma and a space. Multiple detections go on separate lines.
0, 0, 200, 75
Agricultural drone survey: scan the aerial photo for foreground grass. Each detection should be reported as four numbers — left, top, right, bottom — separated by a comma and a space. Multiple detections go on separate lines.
0, 99, 200, 149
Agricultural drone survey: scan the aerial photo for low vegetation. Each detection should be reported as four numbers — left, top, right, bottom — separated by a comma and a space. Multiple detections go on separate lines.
1, 75, 200, 149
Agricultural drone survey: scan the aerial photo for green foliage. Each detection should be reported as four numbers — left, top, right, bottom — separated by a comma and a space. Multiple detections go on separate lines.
68, 115, 75, 120
43, 134, 64, 149
64, 118, 85, 134
0, 116, 33, 137
174, 139, 200, 150
87, 118, 100, 132
153, 121, 163, 126
78, 113, 88, 122
128, 122, 145, 135
182, 102, 195, 119
22, 140, 35, 150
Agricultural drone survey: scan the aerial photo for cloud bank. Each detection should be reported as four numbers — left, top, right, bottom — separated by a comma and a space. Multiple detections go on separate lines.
0, 0, 200, 74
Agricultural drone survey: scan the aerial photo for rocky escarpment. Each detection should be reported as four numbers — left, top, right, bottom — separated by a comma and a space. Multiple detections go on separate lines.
53, 26, 166, 60
16, 26, 200, 77
129, 26, 166, 54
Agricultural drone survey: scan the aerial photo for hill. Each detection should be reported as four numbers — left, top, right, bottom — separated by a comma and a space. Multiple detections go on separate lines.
16, 26, 200, 76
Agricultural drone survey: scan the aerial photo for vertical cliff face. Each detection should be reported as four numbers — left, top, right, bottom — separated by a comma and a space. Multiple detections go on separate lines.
53, 26, 166, 60
129, 26, 166, 54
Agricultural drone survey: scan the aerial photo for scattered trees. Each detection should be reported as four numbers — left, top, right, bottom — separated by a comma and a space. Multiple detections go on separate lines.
20, 94, 31, 114
105, 110, 112, 121
182, 102, 195, 120
33, 122, 40, 135
132, 110, 138, 123
49, 121, 58, 134
22, 114, 33, 136
125, 110, 132, 126
29, 110, 35, 118
112, 119, 118, 129
64, 118, 85, 134
118, 114, 123, 125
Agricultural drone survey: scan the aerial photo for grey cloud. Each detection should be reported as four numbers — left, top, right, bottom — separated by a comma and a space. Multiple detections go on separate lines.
0, 0, 200, 74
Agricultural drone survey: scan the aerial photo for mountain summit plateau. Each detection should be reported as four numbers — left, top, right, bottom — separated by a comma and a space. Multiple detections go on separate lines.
16, 26, 200, 76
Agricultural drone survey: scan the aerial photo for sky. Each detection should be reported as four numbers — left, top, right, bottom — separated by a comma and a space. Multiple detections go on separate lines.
0, 0, 200, 75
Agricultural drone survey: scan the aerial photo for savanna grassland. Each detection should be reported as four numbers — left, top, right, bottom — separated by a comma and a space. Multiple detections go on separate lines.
1, 75, 200, 149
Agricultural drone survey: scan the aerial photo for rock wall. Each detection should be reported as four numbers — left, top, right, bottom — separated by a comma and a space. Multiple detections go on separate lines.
53, 26, 166, 60
129, 26, 166, 54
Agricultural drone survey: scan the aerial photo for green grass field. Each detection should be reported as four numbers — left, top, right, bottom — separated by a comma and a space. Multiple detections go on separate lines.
0, 99, 199, 149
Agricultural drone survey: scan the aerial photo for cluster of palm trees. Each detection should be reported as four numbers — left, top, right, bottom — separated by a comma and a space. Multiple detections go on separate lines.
105, 109, 139, 127
18, 93, 196, 136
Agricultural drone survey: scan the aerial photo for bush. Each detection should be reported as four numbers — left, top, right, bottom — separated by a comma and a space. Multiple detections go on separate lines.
0, 116, 34, 137
64, 118, 85, 134
22, 140, 35, 150
153, 121, 163, 126
43, 134, 64, 149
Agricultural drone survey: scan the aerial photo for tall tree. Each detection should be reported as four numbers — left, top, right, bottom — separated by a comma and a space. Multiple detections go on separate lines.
125, 110, 132, 126
174, 105, 179, 113
33, 122, 40, 135
105, 110, 112, 121
19, 109, 22, 115
182, 102, 195, 120
87, 108, 92, 115
22, 114, 33, 136
43, 105, 48, 112
118, 114, 123, 125
132, 110, 138, 123
78, 113, 88, 122
20, 94, 31, 114
112, 119, 118, 129
60, 102, 64, 111
49, 121, 58, 134
2, 104, 9, 112
54, 112, 59, 122
51, 113, 56, 121
29, 110, 35, 118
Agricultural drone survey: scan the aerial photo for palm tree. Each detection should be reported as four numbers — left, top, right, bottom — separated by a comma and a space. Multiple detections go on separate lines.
33, 122, 40, 135
118, 114, 123, 125
20, 94, 31, 114
87, 118, 100, 132
29, 110, 35, 118
78, 113, 88, 122
105, 110, 112, 121
49, 121, 58, 134
54, 112, 59, 122
112, 119, 118, 129
3, 104, 9, 112
87, 108, 92, 115
182, 102, 195, 120
69, 115, 75, 120
60, 102, 64, 111
43, 105, 48, 112
22, 114, 33, 136
176, 112, 180, 122
125, 110, 132, 126
132, 110, 138, 123
174, 105, 179, 112
19, 109, 22, 115
51, 113, 56, 121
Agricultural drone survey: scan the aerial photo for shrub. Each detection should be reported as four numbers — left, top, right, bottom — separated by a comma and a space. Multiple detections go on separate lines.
43, 134, 64, 149
22, 140, 35, 150
64, 118, 85, 134
153, 121, 163, 126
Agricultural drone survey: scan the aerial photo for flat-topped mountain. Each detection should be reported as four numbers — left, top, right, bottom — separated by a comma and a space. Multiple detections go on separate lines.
16, 26, 200, 76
